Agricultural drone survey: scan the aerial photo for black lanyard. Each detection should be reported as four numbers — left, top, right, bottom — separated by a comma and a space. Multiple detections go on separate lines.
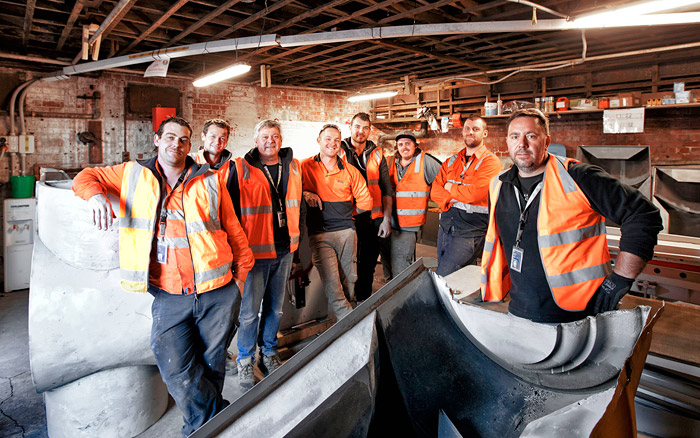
512, 182, 542, 249
158, 169, 187, 236
262, 163, 284, 212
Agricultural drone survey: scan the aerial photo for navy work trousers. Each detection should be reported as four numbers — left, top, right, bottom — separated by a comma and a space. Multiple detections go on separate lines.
149, 281, 241, 437
436, 227, 485, 277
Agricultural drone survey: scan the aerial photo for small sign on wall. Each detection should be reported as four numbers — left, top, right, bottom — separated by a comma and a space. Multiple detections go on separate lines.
603, 107, 645, 133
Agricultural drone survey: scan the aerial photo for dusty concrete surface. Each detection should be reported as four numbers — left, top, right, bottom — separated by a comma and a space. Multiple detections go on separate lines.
0, 245, 438, 438
0, 290, 48, 438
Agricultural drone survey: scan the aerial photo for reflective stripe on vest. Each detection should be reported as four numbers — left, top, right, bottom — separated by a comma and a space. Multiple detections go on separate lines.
480, 157, 610, 311
235, 157, 302, 259
451, 202, 488, 215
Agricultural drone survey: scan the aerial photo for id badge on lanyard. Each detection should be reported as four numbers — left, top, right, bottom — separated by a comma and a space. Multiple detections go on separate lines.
263, 163, 286, 227
156, 169, 187, 264
510, 182, 542, 273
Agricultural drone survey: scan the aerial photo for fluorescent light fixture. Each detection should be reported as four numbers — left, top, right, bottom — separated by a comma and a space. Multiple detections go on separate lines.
571, 0, 700, 28
348, 90, 399, 102
193, 63, 251, 87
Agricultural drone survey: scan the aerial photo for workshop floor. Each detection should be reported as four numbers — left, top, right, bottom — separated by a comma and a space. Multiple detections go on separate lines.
0, 243, 656, 438
0, 245, 438, 437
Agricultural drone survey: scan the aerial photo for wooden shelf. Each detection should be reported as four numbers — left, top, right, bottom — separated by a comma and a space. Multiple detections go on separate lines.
372, 103, 700, 124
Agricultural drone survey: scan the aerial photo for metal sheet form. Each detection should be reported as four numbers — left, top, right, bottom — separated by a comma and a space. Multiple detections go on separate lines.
192, 259, 661, 437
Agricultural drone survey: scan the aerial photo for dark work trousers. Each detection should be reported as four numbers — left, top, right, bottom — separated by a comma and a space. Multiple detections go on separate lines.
435, 226, 486, 277
149, 280, 241, 437
354, 211, 387, 301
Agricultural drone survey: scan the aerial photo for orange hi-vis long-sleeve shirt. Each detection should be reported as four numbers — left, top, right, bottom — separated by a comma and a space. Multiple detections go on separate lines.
301, 154, 373, 235
73, 157, 254, 295
431, 145, 502, 213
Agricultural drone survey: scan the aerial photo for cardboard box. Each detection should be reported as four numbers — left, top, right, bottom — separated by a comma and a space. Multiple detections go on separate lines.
674, 82, 685, 93
570, 98, 598, 110
690, 89, 700, 103
618, 91, 641, 107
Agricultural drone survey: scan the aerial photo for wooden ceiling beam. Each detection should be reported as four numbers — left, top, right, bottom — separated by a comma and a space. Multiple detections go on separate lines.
377, 0, 503, 24
166, 0, 243, 47
265, 0, 355, 34
270, 41, 364, 69
212, 0, 296, 40
236, 1, 387, 64
121, 0, 190, 53
291, 51, 418, 83
277, 46, 403, 78
23, 0, 37, 47
373, 39, 488, 71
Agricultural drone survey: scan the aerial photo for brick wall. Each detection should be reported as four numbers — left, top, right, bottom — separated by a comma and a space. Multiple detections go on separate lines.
0, 67, 370, 183
2, 66, 698, 180
189, 82, 368, 159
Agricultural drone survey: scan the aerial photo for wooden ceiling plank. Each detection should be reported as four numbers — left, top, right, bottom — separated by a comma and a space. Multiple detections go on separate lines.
378, 0, 504, 24
167, 0, 243, 47
374, 39, 488, 71
266, 0, 355, 33
121, 0, 191, 53
274, 45, 399, 76
23, 0, 37, 47
291, 51, 417, 83
269, 41, 363, 69
281, 52, 413, 82
212, 0, 296, 41
236, 0, 392, 64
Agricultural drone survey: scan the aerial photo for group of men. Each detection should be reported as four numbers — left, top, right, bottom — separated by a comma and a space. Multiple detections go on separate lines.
72, 108, 662, 436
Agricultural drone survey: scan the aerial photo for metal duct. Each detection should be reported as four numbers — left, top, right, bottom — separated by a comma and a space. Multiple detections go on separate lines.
654, 166, 700, 237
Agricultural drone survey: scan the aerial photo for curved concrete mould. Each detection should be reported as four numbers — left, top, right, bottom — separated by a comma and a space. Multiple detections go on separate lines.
44, 366, 168, 438
193, 260, 661, 438
29, 180, 167, 438
36, 180, 119, 270
435, 273, 649, 389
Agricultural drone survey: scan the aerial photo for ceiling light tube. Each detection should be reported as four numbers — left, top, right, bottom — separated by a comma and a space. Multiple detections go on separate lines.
571, 0, 700, 27
348, 90, 398, 102
193, 63, 251, 87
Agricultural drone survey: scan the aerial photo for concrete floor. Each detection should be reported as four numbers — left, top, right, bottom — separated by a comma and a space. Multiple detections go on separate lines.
0, 245, 438, 438
0, 289, 47, 438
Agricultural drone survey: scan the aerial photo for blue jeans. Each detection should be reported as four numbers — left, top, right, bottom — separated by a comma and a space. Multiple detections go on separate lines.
149, 281, 241, 437
237, 251, 293, 362
436, 226, 485, 277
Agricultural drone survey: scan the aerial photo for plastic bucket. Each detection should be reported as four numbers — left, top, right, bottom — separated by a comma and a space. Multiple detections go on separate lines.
10, 175, 36, 198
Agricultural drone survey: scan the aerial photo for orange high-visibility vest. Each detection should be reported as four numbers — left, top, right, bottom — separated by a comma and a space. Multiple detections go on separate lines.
118, 162, 235, 293
339, 147, 384, 219
388, 152, 430, 228
480, 155, 611, 311
234, 157, 302, 259
194, 149, 231, 181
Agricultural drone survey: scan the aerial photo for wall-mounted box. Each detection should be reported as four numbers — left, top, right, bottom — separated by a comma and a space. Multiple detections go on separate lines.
18, 135, 34, 153
4, 135, 19, 153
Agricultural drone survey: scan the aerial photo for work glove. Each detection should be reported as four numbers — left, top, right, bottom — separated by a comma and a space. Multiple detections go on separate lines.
593, 271, 634, 314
